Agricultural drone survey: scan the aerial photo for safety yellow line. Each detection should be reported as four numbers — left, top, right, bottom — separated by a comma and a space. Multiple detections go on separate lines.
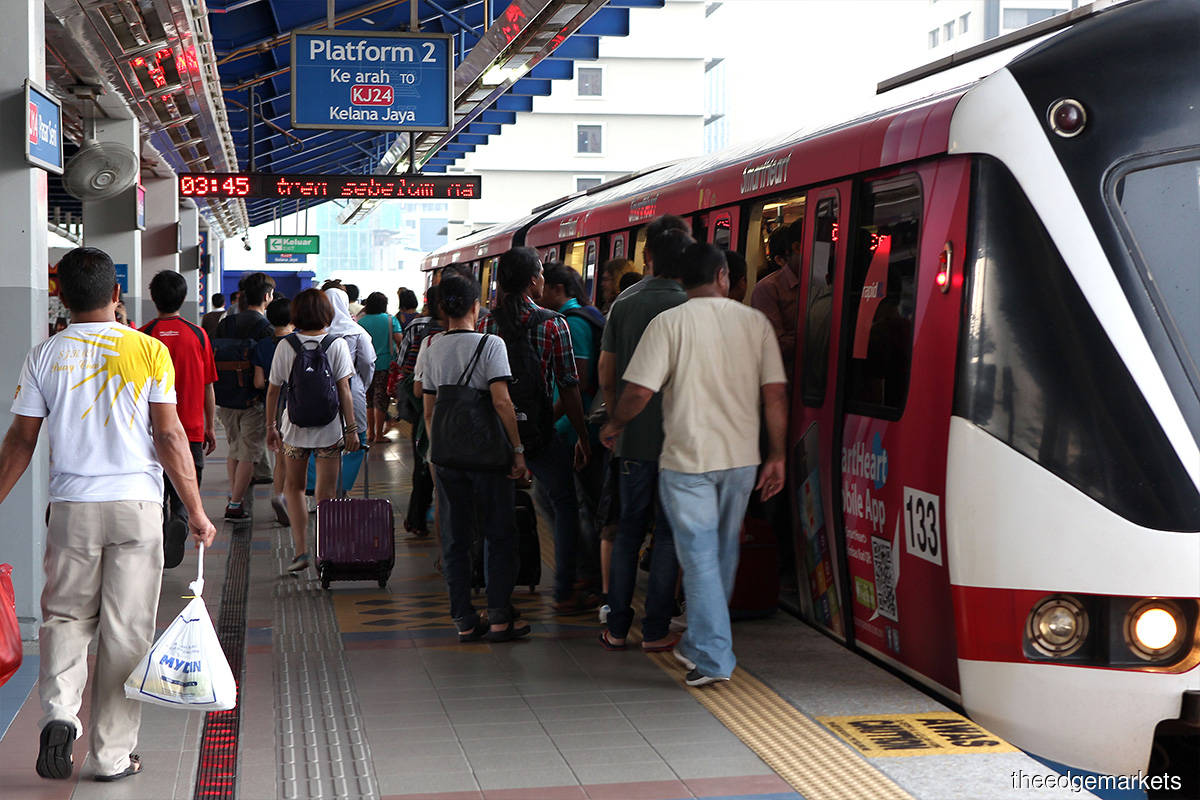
647, 652, 916, 800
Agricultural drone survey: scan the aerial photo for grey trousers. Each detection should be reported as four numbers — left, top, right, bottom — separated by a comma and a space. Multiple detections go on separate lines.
38, 500, 163, 776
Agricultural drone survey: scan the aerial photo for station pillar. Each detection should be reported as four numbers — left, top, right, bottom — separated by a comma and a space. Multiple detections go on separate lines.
82, 117, 141, 323
140, 175, 179, 324
0, 0, 49, 636
179, 200, 200, 323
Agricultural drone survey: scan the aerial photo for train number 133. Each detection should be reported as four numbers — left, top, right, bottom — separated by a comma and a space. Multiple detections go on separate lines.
904, 487, 943, 566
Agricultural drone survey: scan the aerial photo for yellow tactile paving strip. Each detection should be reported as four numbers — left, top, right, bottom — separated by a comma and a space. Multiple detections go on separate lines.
648, 651, 917, 800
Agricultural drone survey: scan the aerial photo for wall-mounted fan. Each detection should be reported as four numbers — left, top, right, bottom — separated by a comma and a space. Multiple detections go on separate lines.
63, 117, 138, 201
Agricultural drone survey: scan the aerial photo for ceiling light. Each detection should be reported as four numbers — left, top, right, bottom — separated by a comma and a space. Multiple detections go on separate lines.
481, 62, 529, 87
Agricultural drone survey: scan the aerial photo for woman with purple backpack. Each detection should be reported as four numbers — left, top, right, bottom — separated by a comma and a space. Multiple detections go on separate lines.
265, 289, 361, 574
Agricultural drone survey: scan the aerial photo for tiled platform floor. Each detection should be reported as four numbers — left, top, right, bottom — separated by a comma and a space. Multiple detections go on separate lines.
0, 432, 1103, 799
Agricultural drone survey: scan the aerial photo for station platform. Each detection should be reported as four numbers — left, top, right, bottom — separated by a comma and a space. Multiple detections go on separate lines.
0, 433, 1109, 800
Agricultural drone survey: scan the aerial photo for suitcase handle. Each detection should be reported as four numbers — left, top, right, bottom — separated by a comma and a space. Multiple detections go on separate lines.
336, 435, 370, 499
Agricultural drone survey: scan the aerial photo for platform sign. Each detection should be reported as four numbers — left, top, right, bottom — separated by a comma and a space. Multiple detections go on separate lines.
266, 235, 320, 255
291, 30, 453, 132
267, 252, 308, 264
25, 79, 63, 175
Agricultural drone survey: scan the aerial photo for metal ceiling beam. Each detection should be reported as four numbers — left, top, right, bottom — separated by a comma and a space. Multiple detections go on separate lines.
338, 0, 620, 225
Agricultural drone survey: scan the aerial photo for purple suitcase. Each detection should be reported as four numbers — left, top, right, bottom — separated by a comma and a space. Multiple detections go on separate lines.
316, 447, 395, 589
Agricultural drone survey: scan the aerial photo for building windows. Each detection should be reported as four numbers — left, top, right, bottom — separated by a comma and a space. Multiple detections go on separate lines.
577, 67, 603, 97
928, 28, 939, 48
959, 12, 970, 34
943, 21, 954, 40
577, 124, 602, 154
1003, 7, 1065, 29
576, 176, 603, 192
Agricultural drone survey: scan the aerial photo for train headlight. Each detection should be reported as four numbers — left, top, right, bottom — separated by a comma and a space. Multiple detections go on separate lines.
1126, 600, 1185, 661
1027, 595, 1089, 657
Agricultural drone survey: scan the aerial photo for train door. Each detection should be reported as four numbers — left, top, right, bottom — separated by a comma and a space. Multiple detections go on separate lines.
790, 182, 849, 640
832, 162, 968, 695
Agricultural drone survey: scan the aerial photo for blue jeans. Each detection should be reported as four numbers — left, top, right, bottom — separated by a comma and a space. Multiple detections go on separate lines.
607, 458, 676, 641
525, 433, 582, 602
434, 466, 515, 628
658, 466, 757, 678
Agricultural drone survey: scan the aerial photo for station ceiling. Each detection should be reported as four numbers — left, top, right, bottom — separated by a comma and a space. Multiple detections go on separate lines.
44, 0, 663, 235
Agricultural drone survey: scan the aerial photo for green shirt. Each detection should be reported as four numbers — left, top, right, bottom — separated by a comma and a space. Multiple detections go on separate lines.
359, 312, 401, 371
600, 277, 687, 461
554, 298, 597, 443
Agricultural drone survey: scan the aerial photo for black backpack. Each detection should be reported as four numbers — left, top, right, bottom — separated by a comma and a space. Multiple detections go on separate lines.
500, 308, 557, 455
212, 313, 273, 409
283, 333, 341, 427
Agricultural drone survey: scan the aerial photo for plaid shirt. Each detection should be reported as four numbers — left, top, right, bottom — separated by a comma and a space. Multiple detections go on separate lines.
397, 317, 444, 380
478, 297, 579, 398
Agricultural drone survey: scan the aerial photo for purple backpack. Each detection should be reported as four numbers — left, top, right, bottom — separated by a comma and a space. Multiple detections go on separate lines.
284, 333, 340, 427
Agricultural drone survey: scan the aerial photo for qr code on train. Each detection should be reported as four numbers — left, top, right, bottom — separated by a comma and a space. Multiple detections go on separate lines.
871, 536, 898, 621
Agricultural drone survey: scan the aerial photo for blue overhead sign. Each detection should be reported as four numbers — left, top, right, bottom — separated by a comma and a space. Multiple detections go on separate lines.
266, 252, 308, 264
25, 79, 63, 175
290, 30, 453, 132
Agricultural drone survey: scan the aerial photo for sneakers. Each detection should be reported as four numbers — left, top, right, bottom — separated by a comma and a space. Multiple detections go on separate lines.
162, 517, 189, 569
271, 495, 290, 527
673, 649, 696, 671
286, 553, 310, 573
685, 668, 730, 687
598, 604, 611, 624
223, 503, 249, 522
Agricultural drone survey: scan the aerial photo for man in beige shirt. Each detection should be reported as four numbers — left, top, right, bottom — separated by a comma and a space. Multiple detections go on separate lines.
601, 242, 787, 686
750, 220, 804, 379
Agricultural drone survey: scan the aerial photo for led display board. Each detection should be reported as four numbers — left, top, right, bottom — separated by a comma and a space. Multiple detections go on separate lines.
178, 172, 480, 200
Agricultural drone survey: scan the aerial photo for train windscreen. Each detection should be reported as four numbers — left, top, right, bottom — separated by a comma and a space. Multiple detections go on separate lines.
1112, 155, 1200, 388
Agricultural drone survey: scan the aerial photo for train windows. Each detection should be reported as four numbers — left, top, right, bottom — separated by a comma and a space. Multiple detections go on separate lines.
612, 235, 626, 259
584, 240, 598, 299
745, 194, 806, 296
712, 214, 733, 249
1111, 154, 1200, 390
845, 177, 921, 418
564, 241, 586, 273
958, 156, 1200, 530
802, 195, 839, 407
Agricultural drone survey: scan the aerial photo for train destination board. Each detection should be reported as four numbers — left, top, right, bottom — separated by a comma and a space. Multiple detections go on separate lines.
178, 172, 481, 200
291, 30, 453, 131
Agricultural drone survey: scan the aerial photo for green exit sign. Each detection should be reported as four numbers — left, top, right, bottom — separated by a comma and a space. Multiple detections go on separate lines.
266, 235, 319, 254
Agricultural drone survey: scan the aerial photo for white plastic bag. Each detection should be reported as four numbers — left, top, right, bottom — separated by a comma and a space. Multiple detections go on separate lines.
124, 544, 236, 711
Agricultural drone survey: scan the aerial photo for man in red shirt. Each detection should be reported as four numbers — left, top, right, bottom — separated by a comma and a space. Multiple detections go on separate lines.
141, 271, 218, 568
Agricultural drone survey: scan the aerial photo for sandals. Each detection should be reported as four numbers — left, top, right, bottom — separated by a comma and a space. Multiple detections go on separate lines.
95, 754, 142, 782
484, 621, 532, 643
598, 631, 627, 651
35, 720, 74, 779
641, 636, 678, 653
457, 617, 489, 643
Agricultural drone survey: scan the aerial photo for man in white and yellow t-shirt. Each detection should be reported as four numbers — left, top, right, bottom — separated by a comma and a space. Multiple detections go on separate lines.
0, 247, 216, 783
601, 242, 788, 689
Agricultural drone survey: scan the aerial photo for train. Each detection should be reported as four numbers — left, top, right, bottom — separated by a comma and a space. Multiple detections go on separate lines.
422, 0, 1200, 785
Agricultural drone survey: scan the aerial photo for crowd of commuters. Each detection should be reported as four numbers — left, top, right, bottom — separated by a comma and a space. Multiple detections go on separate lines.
4, 216, 789, 781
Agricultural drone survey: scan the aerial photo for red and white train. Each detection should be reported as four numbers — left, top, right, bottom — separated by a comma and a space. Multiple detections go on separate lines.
423, 0, 1200, 782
